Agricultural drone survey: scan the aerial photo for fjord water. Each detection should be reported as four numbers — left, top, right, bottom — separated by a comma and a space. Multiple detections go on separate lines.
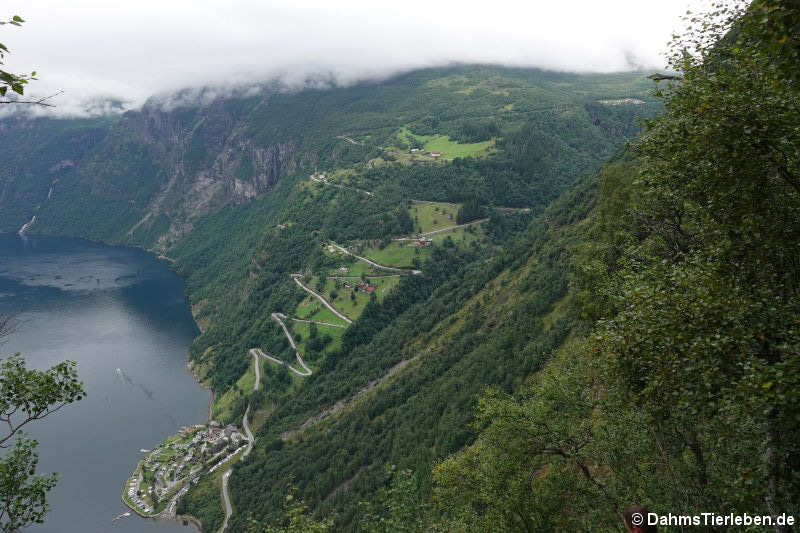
0, 234, 208, 532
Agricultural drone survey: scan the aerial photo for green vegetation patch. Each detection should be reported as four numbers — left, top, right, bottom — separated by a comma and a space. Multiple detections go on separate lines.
397, 126, 496, 160
289, 321, 346, 364
355, 241, 429, 269
297, 275, 401, 321
429, 223, 486, 247
212, 359, 257, 422
294, 295, 350, 325
423, 135, 495, 159
410, 201, 460, 233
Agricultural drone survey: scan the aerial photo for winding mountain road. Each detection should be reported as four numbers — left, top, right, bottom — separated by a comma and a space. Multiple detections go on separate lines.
310, 173, 373, 197
218, 470, 233, 533
328, 243, 421, 275
218, 355, 260, 533
291, 274, 353, 324
250, 348, 309, 377
418, 218, 488, 237
251, 351, 261, 391
289, 316, 347, 328
242, 405, 254, 457
270, 313, 313, 376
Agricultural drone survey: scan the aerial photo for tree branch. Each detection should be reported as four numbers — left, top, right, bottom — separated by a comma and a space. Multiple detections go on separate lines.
0, 90, 62, 107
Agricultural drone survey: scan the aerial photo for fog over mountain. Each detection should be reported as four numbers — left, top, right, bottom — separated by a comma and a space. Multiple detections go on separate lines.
3, 0, 696, 115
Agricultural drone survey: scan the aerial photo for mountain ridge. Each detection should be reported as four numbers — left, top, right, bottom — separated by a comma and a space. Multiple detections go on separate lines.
0, 64, 657, 531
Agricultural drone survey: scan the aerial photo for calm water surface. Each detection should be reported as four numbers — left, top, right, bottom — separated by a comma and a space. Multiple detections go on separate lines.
0, 234, 208, 533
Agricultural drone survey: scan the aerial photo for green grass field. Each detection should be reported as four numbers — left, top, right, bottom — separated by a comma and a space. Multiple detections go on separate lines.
410, 201, 460, 233
289, 321, 346, 363
294, 295, 350, 325
322, 256, 382, 278
212, 357, 258, 422
357, 241, 429, 268
294, 275, 401, 322
423, 135, 495, 159
396, 126, 495, 160
429, 221, 486, 246
323, 276, 400, 318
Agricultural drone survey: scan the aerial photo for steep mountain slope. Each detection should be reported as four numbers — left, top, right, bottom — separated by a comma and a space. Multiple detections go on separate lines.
218, 165, 601, 532
0, 65, 658, 531
0, 66, 652, 247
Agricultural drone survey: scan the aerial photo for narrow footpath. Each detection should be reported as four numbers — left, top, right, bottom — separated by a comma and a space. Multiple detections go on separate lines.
310, 173, 373, 197
336, 135, 363, 145
392, 219, 488, 240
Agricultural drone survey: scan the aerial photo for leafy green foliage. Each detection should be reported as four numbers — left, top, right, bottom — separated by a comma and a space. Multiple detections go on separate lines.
0, 355, 85, 531
0, 355, 85, 448
594, 0, 800, 518
455, 197, 484, 224
0, 15, 36, 99
358, 467, 430, 533
248, 487, 333, 533
175, 472, 224, 532
0, 436, 58, 532
430, 2, 800, 531
0, 65, 656, 532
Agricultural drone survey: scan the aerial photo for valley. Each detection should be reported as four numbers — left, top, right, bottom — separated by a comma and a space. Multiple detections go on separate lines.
2, 3, 798, 532
2, 65, 660, 531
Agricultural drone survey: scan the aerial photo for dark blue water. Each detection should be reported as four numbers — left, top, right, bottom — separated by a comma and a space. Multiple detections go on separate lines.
0, 234, 209, 533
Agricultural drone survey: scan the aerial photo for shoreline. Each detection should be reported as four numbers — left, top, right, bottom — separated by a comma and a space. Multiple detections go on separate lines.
120, 494, 204, 533
187, 360, 216, 424
15, 231, 217, 533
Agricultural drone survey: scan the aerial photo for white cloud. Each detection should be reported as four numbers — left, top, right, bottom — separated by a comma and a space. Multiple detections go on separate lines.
1, 0, 700, 115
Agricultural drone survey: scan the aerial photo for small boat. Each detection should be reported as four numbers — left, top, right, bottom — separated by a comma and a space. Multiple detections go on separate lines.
140, 449, 150, 453
112, 511, 131, 522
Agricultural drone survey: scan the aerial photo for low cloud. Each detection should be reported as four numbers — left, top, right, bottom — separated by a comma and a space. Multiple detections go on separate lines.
2, 0, 698, 116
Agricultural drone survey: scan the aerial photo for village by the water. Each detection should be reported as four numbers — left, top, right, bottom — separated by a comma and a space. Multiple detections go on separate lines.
119, 170, 521, 525
123, 420, 247, 517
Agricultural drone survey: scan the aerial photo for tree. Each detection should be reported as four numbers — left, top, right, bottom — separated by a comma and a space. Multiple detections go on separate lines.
455, 197, 484, 225
248, 486, 332, 533
1, 318, 85, 531
595, 0, 800, 527
359, 466, 430, 533
0, 15, 53, 107
434, 2, 800, 531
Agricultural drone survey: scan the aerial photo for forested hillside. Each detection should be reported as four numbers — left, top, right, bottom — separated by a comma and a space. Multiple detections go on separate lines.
7, 4, 797, 527
0, 66, 653, 248
180, 2, 799, 532
0, 65, 659, 531
232, 2, 798, 532
157, 69, 657, 531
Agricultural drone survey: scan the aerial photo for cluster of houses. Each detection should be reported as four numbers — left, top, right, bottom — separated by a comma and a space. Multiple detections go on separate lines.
409, 148, 442, 157
125, 421, 245, 516
358, 280, 376, 294
338, 279, 376, 293
127, 477, 154, 514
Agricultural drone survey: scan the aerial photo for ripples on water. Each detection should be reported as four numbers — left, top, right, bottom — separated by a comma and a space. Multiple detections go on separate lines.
0, 234, 208, 533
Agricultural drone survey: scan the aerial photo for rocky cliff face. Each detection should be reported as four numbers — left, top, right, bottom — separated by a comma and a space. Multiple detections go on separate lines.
0, 94, 298, 249
116, 98, 300, 249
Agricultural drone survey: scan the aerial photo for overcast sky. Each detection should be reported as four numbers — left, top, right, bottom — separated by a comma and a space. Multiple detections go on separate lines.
2, 1, 699, 115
